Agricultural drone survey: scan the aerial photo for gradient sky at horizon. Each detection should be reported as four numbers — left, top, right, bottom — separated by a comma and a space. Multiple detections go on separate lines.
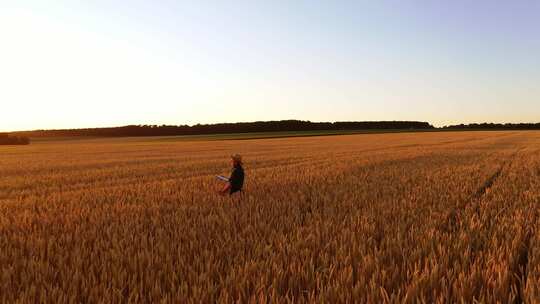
1, 0, 539, 131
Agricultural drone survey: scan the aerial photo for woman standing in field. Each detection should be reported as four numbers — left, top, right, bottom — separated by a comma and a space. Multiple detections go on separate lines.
219, 154, 245, 196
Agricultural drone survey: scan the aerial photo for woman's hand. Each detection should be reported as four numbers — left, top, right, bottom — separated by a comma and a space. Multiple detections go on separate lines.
218, 183, 231, 195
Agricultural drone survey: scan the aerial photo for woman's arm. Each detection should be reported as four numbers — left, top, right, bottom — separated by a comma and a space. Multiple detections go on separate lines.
219, 182, 231, 195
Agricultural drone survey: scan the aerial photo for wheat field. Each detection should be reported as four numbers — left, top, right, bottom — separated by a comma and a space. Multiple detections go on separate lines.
1, 131, 540, 303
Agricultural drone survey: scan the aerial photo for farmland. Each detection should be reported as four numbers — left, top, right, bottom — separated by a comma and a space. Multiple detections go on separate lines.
1, 131, 540, 303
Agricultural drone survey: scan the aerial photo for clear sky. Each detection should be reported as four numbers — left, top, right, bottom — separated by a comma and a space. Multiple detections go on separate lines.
1, 0, 539, 131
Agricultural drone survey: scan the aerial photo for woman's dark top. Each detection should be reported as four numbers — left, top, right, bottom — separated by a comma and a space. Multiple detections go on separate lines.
229, 165, 244, 194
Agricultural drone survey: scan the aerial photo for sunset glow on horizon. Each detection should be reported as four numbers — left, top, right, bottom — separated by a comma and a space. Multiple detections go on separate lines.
1, 1, 539, 132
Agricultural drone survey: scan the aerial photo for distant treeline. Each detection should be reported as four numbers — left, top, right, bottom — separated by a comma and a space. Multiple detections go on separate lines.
0, 133, 30, 145
13, 120, 434, 138
443, 123, 540, 130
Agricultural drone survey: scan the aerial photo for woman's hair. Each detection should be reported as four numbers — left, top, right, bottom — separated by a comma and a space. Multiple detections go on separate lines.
231, 154, 242, 166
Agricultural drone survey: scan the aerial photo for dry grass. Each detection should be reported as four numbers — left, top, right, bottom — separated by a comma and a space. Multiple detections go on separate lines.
1, 131, 540, 303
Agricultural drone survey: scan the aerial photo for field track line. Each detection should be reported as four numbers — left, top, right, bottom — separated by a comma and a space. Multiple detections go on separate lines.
438, 147, 535, 303
440, 149, 520, 233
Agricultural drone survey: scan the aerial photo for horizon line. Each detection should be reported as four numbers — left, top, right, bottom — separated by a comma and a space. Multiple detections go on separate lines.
5, 119, 540, 133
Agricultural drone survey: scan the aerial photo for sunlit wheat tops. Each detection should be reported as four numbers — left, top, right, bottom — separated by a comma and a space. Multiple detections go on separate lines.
1, 131, 540, 303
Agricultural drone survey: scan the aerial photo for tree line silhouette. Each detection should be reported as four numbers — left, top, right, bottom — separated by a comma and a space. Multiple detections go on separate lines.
0, 133, 30, 145
9, 121, 540, 142
13, 120, 434, 138
442, 123, 540, 130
